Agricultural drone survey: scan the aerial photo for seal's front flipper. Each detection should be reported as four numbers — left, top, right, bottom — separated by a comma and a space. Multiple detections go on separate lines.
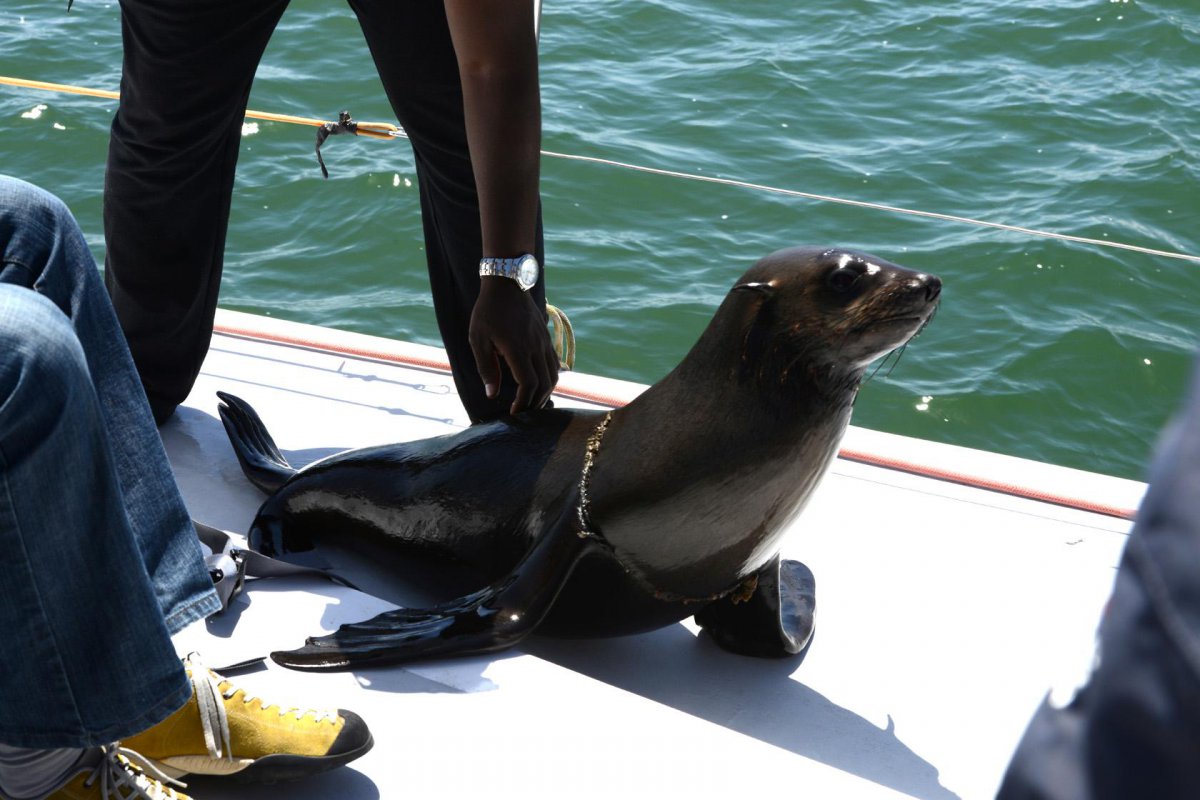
695, 556, 816, 659
272, 503, 599, 672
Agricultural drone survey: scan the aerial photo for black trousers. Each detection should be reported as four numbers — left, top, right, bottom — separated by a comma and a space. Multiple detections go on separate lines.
103, 0, 546, 424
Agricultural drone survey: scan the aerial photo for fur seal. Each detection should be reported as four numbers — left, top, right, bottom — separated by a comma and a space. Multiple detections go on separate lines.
218, 246, 941, 671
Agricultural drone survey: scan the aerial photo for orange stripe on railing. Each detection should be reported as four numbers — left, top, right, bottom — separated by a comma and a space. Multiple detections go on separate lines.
215, 322, 451, 371
213, 322, 633, 408
213, 322, 1138, 522
838, 449, 1136, 521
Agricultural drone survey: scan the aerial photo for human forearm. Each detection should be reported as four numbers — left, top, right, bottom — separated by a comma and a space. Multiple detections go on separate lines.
444, 0, 541, 258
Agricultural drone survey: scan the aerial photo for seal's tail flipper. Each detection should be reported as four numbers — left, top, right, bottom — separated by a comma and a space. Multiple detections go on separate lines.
216, 391, 297, 494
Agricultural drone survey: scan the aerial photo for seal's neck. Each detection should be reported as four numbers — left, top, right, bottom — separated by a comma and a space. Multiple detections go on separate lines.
604, 313, 863, 493
584, 316, 863, 600
633, 303, 864, 436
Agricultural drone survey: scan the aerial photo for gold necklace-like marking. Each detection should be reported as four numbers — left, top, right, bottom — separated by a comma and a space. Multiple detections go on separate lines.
576, 411, 613, 538
571, 410, 751, 606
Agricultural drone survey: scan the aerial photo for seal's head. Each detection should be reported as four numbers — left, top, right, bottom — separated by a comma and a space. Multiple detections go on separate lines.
727, 246, 941, 392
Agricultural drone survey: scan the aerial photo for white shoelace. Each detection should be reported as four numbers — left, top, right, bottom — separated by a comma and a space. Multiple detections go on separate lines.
184, 654, 232, 761
184, 653, 337, 763
84, 746, 185, 800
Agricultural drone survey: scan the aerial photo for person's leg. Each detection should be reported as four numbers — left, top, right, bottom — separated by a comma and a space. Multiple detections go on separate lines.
347, 0, 548, 422
0, 745, 91, 799
0, 178, 373, 784
997, 356, 1200, 799
0, 284, 191, 748
0, 742, 190, 800
0, 177, 219, 634
104, 0, 290, 423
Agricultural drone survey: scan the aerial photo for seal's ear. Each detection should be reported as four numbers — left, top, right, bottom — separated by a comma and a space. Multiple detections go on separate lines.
732, 281, 776, 296
734, 283, 777, 384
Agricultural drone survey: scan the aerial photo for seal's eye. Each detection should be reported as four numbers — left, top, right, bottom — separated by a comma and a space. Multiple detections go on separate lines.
827, 264, 864, 292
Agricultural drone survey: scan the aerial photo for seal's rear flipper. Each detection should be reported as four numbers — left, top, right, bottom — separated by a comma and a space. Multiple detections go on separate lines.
271, 503, 600, 671
694, 556, 816, 660
217, 391, 297, 494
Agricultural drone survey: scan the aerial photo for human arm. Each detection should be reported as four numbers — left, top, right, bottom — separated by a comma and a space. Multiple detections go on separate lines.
444, 0, 559, 414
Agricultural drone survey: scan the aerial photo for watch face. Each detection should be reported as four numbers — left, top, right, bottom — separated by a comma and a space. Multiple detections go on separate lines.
517, 255, 539, 289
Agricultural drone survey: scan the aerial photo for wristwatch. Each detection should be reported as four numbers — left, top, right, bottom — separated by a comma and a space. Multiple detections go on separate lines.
479, 253, 540, 292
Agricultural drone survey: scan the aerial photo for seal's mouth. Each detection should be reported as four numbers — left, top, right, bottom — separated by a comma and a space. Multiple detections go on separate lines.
852, 313, 930, 335
870, 315, 924, 327
855, 301, 938, 378
913, 301, 939, 338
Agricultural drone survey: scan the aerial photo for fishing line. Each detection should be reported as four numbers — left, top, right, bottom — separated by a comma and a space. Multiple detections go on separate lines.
3, 74, 1197, 265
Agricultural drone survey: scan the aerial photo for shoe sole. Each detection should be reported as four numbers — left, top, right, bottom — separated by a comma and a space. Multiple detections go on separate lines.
231, 732, 375, 784
148, 731, 374, 785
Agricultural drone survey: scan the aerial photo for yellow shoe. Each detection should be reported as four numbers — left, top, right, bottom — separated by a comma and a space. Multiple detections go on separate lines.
121, 654, 372, 784
3, 745, 190, 800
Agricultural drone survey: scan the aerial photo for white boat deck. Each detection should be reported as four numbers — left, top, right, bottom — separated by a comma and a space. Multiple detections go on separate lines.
163, 310, 1143, 800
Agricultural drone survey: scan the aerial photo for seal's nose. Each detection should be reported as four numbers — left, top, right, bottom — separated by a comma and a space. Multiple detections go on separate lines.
921, 274, 942, 303
912, 273, 940, 302
905, 274, 942, 303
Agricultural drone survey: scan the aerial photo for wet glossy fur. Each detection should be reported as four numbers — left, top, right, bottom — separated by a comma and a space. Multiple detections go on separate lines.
219, 246, 941, 670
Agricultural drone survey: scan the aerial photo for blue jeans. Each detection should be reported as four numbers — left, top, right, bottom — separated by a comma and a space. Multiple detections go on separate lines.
998, 355, 1200, 799
0, 176, 220, 749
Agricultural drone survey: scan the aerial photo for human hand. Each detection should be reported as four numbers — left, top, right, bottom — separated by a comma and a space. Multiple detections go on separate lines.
469, 277, 560, 415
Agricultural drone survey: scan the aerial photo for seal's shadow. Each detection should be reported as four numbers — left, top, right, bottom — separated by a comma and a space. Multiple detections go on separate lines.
318, 546, 958, 800
526, 631, 960, 800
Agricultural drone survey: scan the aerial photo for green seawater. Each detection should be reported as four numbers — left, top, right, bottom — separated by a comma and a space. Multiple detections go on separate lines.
2, 0, 1197, 481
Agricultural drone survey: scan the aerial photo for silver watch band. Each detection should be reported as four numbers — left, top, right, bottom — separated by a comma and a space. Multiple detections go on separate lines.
479, 253, 539, 291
